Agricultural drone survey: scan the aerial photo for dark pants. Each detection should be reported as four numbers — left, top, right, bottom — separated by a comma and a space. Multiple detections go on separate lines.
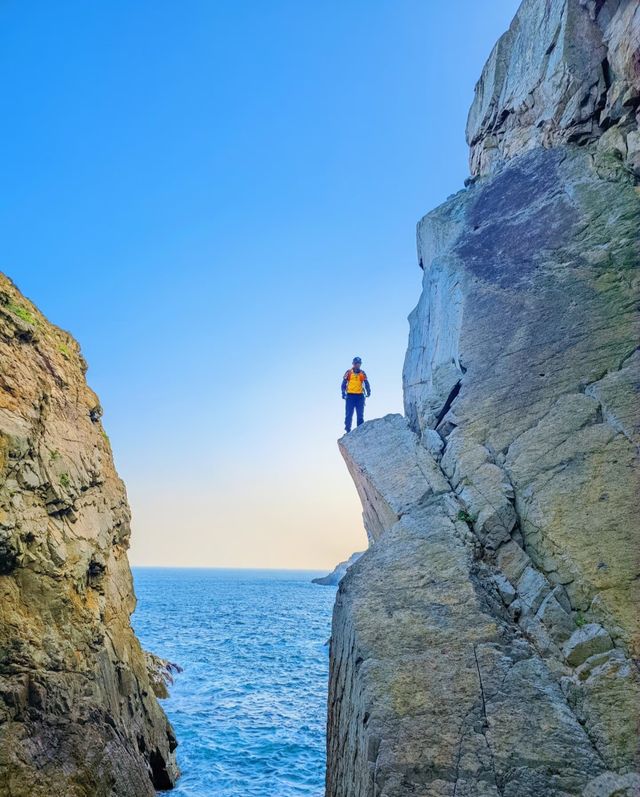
345, 393, 365, 432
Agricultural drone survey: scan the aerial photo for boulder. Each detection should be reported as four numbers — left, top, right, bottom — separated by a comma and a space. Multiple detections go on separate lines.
518, 565, 551, 614
496, 539, 531, 584
492, 573, 517, 606
536, 588, 576, 644
563, 624, 614, 666
338, 414, 450, 543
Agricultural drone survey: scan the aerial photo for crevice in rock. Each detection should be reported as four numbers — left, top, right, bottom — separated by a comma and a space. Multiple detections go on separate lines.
434, 379, 461, 430
148, 749, 174, 790
473, 645, 504, 797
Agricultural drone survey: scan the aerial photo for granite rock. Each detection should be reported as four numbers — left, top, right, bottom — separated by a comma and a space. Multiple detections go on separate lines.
536, 588, 576, 644
565, 648, 640, 770
583, 772, 640, 797
339, 414, 450, 544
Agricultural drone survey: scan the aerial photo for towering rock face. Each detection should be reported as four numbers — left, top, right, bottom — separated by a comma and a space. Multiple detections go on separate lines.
466, 0, 640, 177
0, 275, 178, 796
328, 1, 639, 795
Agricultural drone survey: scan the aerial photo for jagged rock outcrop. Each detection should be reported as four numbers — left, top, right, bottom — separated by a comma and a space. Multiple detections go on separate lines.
0, 275, 178, 796
327, 1, 639, 795
313, 552, 363, 586
466, 0, 640, 177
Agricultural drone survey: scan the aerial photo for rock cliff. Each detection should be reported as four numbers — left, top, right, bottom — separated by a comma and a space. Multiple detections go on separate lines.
327, 1, 639, 795
0, 275, 178, 796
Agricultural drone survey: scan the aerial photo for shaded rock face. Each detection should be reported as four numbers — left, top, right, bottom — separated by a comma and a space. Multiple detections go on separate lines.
0, 275, 178, 796
328, 1, 639, 795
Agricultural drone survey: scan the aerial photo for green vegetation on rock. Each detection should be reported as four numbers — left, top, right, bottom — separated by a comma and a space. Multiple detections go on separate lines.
7, 301, 37, 326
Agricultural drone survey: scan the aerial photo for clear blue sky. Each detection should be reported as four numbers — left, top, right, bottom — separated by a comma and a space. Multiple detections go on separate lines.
0, 0, 520, 567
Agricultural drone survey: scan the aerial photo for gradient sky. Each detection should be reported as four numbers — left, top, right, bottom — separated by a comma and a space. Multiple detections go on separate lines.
0, 1, 520, 568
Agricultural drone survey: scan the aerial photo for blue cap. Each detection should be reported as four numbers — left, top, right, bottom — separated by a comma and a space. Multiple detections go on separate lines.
352, 356, 362, 364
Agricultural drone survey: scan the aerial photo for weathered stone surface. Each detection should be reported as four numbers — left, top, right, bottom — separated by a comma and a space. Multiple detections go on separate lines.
338, 414, 450, 543
421, 428, 444, 459
0, 275, 178, 796
312, 551, 363, 586
404, 128, 640, 655
585, 349, 640, 445
441, 429, 517, 550
583, 771, 640, 797
536, 588, 576, 644
563, 624, 614, 666
329, 423, 605, 797
329, 0, 639, 793
496, 539, 531, 584
467, 0, 640, 177
565, 648, 640, 770
327, 505, 602, 797
518, 565, 551, 614
491, 573, 516, 606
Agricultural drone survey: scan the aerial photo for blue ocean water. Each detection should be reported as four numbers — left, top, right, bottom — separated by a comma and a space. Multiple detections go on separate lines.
132, 568, 336, 797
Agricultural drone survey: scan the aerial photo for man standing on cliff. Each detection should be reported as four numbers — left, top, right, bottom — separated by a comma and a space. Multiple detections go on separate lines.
341, 357, 371, 433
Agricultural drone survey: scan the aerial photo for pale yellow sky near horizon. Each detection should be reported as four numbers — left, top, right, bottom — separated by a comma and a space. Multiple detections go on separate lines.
123, 351, 408, 571
126, 473, 368, 571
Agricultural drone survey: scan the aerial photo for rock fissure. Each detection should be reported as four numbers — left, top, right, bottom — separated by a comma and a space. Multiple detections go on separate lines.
433, 380, 462, 430
472, 645, 505, 797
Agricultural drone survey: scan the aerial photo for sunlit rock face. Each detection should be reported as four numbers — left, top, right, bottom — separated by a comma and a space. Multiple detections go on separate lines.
0, 274, 178, 796
466, 0, 640, 178
328, 0, 639, 795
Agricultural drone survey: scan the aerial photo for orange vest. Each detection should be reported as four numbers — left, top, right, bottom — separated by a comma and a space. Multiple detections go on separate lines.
345, 369, 367, 394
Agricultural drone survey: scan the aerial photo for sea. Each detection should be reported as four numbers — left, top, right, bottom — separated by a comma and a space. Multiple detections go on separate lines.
132, 568, 337, 797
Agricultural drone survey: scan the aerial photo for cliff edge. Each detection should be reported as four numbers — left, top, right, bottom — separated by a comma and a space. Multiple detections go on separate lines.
0, 275, 178, 796
328, 1, 639, 795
